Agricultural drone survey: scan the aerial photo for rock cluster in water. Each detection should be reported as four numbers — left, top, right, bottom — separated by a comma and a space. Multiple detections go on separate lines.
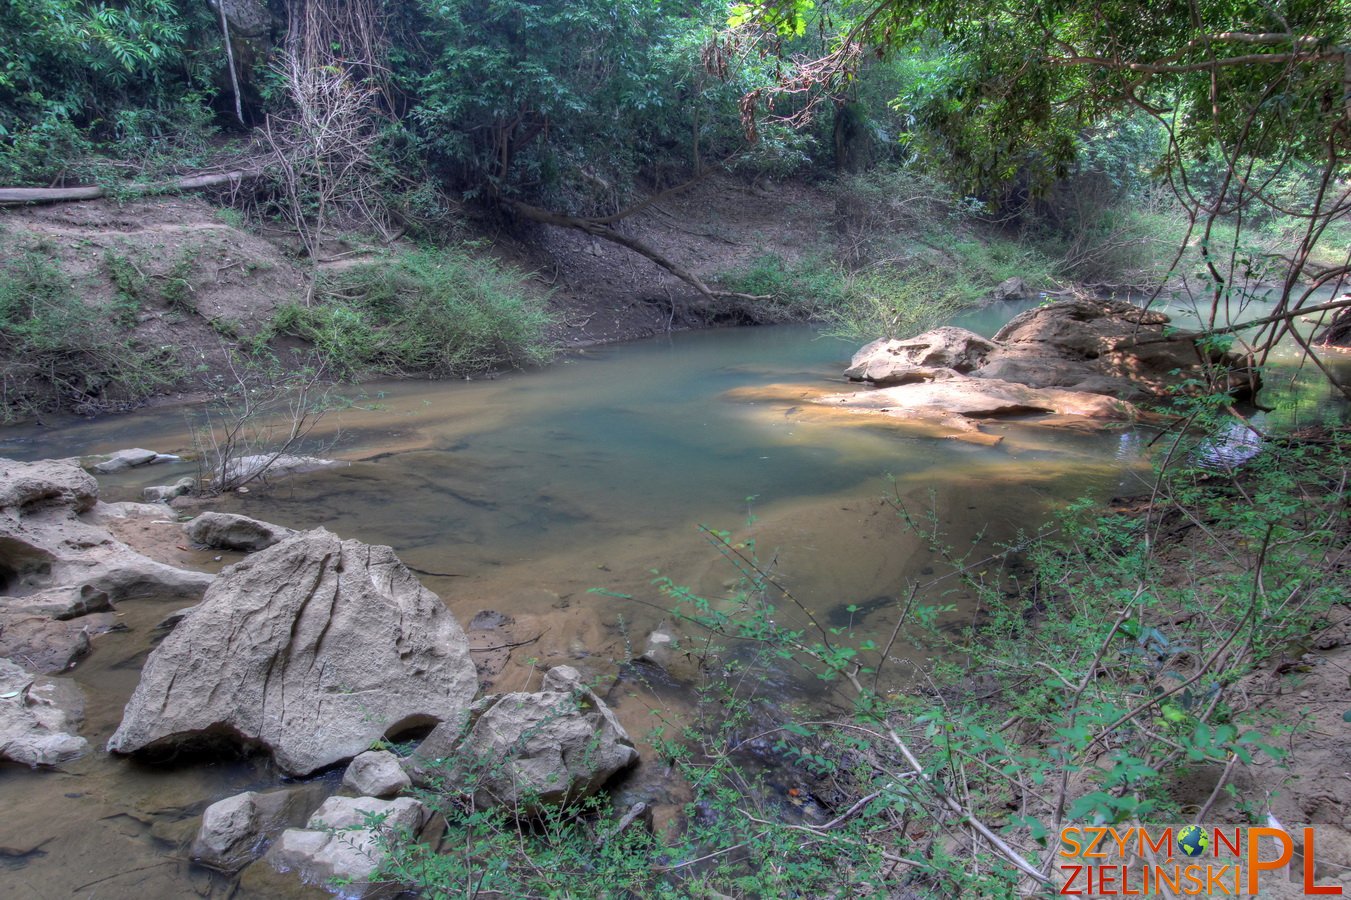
0, 456, 641, 896
832, 298, 1260, 437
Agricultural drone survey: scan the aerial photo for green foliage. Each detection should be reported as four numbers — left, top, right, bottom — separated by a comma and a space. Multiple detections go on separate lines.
0, 245, 178, 419
0, 0, 221, 184
271, 247, 554, 377
400, 0, 814, 213
822, 265, 967, 341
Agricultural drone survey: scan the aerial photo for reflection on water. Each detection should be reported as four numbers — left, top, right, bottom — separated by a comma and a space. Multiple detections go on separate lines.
2, 303, 1347, 897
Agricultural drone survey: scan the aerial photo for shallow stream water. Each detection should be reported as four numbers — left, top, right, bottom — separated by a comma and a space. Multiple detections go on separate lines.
1, 299, 1347, 898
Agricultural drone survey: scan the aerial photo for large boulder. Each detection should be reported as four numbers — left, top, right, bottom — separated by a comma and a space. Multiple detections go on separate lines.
981, 297, 1258, 399
107, 529, 479, 776
844, 327, 996, 385
0, 657, 88, 766
267, 796, 431, 899
1315, 302, 1351, 348
188, 511, 295, 552
413, 665, 637, 811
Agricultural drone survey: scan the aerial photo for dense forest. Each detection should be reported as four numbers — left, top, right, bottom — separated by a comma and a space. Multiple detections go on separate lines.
1, 1, 1349, 897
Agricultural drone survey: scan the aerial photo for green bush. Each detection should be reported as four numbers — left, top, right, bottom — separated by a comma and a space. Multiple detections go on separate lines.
272, 247, 554, 377
0, 248, 178, 419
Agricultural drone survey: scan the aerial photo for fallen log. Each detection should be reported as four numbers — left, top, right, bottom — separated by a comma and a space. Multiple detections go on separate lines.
0, 169, 264, 207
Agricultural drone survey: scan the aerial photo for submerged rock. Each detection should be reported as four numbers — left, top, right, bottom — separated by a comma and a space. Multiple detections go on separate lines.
188, 511, 295, 552
411, 665, 637, 811
0, 657, 88, 766
822, 376, 1134, 427
213, 454, 343, 489
267, 796, 431, 898
143, 477, 196, 503
107, 529, 479, 776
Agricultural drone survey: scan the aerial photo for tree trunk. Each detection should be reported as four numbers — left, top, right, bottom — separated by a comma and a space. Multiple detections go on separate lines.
1315, 303, 1351, 347
0, 169, 264, 207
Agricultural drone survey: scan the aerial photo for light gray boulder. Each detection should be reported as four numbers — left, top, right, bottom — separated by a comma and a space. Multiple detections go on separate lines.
107, 529, 479, 776
991, 276, 1031, 302
0, 458, 214, 608
414, 665, 637, 811
192, 788, 311, 874
143, 477, 196, 503
343, 751, 411, 799
213, 454, 343, 490
844, 327, 996, 385
267, 796, 430, 898
188, 511, 295, 552
91, 448, 160, 474
0, 657, 88, 766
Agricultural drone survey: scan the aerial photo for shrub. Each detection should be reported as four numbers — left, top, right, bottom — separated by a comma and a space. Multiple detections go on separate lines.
0, 248, 178, 419
271, 247, 554, 377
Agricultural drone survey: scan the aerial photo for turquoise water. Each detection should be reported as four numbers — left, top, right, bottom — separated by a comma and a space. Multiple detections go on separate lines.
2, 308, 1347, 898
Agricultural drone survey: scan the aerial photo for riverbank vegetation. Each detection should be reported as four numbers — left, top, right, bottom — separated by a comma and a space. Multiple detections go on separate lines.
2, 0, 1350, 893
2, 0, 1347, 420
370, 412, 1349, 896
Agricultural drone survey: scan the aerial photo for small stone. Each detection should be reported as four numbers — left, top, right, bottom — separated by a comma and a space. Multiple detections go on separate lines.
192, 788, 312, 874
187, 512, 294, 553
143, 477, 196, 503
342, 751, 411, 798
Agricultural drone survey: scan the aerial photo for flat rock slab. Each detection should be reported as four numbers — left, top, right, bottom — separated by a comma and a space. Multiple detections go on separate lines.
91, 448, 162, 474
107, 529, 479, 776
819, 377, 1136, 436
0, 657, 88, 766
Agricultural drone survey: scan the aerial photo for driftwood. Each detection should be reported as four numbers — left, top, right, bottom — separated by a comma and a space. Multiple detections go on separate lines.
0, 169, 264, 207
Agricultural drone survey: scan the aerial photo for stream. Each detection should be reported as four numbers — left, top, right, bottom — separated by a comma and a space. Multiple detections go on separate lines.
1, 298, 1347, 898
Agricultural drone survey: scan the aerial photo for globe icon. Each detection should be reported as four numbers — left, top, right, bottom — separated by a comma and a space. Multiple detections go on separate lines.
1178, 825, 1209, 858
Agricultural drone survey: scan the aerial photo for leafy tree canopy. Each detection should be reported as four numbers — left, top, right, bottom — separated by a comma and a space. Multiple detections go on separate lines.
731, 0, 1350, 198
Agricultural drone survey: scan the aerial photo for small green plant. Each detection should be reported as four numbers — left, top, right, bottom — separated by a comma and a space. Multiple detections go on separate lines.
160, 248, 198, 313
104, 248, 149, 326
